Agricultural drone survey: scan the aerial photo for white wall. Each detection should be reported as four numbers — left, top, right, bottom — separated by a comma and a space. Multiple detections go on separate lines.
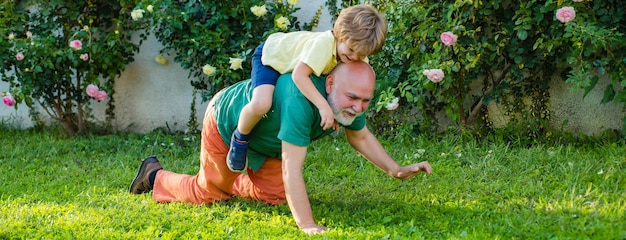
1, 1, 624, 135
548, 76, 624, 135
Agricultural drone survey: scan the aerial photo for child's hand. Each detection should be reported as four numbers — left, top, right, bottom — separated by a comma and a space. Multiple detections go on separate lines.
332, 120, 339, 131
319, 104, 335, 130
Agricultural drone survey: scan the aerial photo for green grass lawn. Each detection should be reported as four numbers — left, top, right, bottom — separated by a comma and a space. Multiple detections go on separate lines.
0, 128, 624, 239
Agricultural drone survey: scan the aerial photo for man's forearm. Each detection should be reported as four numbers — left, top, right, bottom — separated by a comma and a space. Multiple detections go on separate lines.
281, 141, 316, 228
346, 127, 399, 176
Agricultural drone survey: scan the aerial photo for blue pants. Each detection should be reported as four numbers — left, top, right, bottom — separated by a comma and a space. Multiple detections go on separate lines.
251, 42, 281, 88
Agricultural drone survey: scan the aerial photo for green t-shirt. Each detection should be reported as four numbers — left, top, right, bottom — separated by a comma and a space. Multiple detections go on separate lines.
214, 73, 366, 171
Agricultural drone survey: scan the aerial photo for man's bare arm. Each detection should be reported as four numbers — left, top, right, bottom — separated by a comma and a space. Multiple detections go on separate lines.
345, 127, 432, 179
281, 141, 327, 234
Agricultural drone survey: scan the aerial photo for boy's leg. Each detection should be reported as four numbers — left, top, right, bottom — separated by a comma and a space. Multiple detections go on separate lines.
236, 85, 275, 134
228, 85, 274, 172
228, 43, 280, 172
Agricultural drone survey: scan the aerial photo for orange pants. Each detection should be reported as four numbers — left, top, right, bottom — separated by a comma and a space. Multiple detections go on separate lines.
152, 104, 286, 205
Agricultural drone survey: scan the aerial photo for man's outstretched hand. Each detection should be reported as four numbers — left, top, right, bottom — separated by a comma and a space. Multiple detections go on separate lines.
394, 161, 432, 180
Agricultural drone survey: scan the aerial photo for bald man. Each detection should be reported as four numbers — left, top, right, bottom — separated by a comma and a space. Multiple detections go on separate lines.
129, 61, 432, 234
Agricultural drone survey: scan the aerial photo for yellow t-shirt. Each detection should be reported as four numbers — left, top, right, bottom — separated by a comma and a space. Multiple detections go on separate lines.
261, 30, 338, 77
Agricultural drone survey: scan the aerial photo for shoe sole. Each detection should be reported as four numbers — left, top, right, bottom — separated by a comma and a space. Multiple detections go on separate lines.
226, 151, 248, 173
129, 156, 158, 194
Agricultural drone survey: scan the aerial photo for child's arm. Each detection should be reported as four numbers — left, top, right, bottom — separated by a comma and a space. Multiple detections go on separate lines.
292, 62, 335, 130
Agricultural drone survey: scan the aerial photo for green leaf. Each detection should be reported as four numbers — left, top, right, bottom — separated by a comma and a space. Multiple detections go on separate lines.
406, 92, 414, 102
582, 76, 598, 99
614, 90, 626, 103
533, 38, 543, 50
601, 84, 615, 104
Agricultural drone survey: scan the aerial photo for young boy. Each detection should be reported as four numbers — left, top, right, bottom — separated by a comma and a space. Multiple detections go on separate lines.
227, 4, 387, 172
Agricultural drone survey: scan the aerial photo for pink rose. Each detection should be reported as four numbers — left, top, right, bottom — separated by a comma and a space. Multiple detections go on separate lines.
69, 40, 82, 50
440, 32, 458, 46
93, 91, 108, 101
385, 97, 399, 111
86, 84, 100, 98
3, 95, 15, 107
422, 69, 445, 83
15, 53, 24, 61
80, 53, 89, 61
556, 7, 576, 23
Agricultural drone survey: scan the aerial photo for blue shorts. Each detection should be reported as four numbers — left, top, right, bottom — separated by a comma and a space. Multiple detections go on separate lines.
251, 42, 281, 88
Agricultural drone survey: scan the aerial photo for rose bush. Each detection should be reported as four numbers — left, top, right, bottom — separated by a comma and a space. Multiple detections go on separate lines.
134, 0, 318, 102
129, 0, 319, 130
369, 0, 625, 137
0, 0, 146, 135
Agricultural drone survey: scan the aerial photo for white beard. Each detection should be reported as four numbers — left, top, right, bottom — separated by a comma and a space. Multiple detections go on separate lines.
327, 93, 362, 126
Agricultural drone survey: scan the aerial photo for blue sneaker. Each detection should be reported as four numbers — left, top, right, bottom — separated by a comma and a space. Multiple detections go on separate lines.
227, 132, 248, 172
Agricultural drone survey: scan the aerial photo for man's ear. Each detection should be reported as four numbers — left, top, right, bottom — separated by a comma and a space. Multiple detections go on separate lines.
325, 74, 334, 94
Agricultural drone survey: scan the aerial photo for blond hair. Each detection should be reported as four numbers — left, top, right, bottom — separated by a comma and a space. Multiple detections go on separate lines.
333, 5, 388, 56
